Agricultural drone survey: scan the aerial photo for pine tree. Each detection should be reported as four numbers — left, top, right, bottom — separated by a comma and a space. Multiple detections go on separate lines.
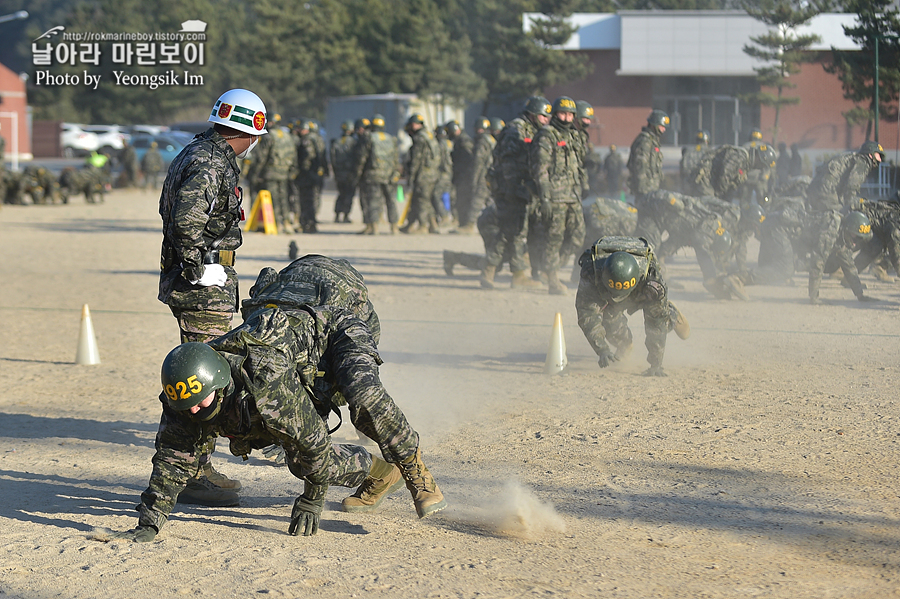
739, 0, 827, 145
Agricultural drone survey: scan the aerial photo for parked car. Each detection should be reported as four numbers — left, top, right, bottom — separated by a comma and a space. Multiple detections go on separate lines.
61, 123, 100, 158
127, 124, 169, 137
131, 131, 194, 169
82, 125, 128, 156
169, 121, 210, 135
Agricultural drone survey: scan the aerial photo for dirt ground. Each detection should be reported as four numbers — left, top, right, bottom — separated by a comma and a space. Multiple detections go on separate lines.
1, 186, 899, 599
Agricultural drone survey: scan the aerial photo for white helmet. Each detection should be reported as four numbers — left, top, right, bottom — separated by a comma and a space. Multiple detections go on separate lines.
208, 89, 268, 135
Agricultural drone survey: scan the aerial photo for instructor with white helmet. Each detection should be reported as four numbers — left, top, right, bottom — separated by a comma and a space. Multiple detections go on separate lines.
157, 88, 267, 506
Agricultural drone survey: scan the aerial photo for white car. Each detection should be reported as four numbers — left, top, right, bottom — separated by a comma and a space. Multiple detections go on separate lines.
61, 123, 100, 158
82, 125, 128, 156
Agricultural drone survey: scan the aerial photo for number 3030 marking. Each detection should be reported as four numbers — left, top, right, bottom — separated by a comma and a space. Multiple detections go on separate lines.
164, 375, 203, 403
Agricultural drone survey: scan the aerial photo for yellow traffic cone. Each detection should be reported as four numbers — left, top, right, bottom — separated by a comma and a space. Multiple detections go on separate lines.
543, 312, 567, 375
75, 304, 100, 365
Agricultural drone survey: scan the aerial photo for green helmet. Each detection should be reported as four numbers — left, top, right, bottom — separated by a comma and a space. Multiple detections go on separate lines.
754, 144, 777, 169
741, 202, 766, 226
859, 140, 885, 161
406, 113, 425, 128
575, 100, 594, 120
490, 118, 505, 134
842, 211, 874, 243
524, 96, 552, 117
712, 227, 732, 255
696, 130, 709, 144
444, 120, 461, 136
601, 252, 642, 302
475, 116, 491, 131
341, 120, 354, 132
647, 109, 670, 128
160, 342, 231, 412
354, 117, 370, 130
552, 96, 577, 115
371, 114, 385, 130
749, 128, 763, 141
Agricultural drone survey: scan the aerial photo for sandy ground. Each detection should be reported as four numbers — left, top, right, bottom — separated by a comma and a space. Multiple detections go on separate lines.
1, 186, 900, 599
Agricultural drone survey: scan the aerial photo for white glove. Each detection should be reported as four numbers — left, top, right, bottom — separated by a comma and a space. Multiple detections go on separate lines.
193, 263, 227, 287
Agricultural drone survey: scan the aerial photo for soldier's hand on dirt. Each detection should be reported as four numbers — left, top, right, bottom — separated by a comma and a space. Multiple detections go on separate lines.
597, 349, 620, 368
288, 495, 324, 536
195, 264, 227, 287
110, 525, 157, 543
643, 365, 667, 377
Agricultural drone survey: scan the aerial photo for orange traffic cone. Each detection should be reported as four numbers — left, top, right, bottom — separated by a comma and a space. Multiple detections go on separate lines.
75, 304, 100, 365
543, 312, 567, 375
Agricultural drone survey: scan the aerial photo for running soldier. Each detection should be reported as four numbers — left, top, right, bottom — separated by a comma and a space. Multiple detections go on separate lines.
627, 110, 669, 249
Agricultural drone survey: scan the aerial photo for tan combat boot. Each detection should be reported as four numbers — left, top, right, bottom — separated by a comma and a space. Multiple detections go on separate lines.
341, 456, 405, 513
670, 302, 691, 340
511, 270, 541, 289
873, 264, 894, 283
200, 462, 242, 490
398, 449, 447, 518
358, 223, 375, 235
443, 251, 456, 276
480, 264, 496, 289
547, 271, 567, 295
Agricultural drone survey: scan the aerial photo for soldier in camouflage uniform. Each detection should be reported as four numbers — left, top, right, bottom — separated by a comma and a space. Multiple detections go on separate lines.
22, 166, 58, 204
447, 120, 475, 232
806, 210, 874, 304
141, 142, 165, 189
157, 88, 268, 506
466, 116, 496, 227
443, 204, 502, 276
432, 124, 454, 224
530, 96, 586, 295
479, 97, 550, 290
576, 236, 689, 377
627, 110, 669, 249
119, 140, 139, 188
730, 201, 808, 287
255, 116, 297, 234
741, 129, 773, 204
603, 145, 624, 196
330, 120, 358, 224
294, 120, 329, 233
575, 101, 604, 196
680, 130, 708, 192
399, 114, 441, 234
854, 199, 900, 279
353, 115, 399, 235
684, 144, 774, 200
806, 141, 883, 212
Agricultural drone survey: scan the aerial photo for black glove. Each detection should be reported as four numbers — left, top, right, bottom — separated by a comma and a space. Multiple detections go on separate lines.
643, 365, 667, 377
288, 494, 324, 536
111, 525, 157, 543
597, 349, 620, 369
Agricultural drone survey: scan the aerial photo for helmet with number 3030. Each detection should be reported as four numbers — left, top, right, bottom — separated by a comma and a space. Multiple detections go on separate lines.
601, 251, 642, 302
161, 342, 231, 411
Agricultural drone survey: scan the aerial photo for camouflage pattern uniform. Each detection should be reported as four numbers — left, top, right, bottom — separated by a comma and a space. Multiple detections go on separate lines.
651, 191, 729, 283
401, 127, 440, 233
22, 166, 58, 204
576, 237, 681, 372
158, 127, 242, 343
581, 196, 638, 254
119, 143, 139, 188
258, 126, 297, 232
684, 145, 752, 200
432, 127, 453, 222
802, 209, 865, 302
141, 145, 165, 189
603, 147, 624, 196
483, 115, 539, 276
330, 129, 358, 222
734, 202, 806, 286
466, 127, 496, 227
806, 151, 878, 212
354, 129, 400, 228
680, 141, 707, 192
450, 130, 475, 227
627, 125, 665, 248
295, 127, 329, 232
741, 139, 773, 204
855, 199, 900, 278
531, 117, 586, 283
135, 305, 377, 534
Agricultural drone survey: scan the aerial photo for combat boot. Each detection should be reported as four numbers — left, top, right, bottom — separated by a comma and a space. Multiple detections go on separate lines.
872, 264, 894, 282
398, 449, 447, 518
670, 302, 691, 340
389, 223, 398, 235
511, 270, 541, 289
480, 264, 496, 289
177, 476, 240, 507
724, 274, 750, 301
443, 251, 456, 276
201, 462, 242, 490
428, 216, 440, 234
341, 457, 404, 513
358, 223, 375, 235
547, 271, 568, 295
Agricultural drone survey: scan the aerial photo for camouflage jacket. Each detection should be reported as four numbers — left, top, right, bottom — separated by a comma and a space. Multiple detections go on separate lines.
242, 254, 380, 344
136, 305, 375, 532
531, 118, 582, 204
406, 127, 440, 188
141, 147, 164, 174
329, 133, 358, 179
451, 132, 474, 187
627, 126, 664, 196
582, 196, 638, 241
859, 199, 900, 239
471, 131, 496, 194
806, 152, 877, 212
158, 128, 242, 312
575, 238, 671, 368
686, 145, 750, 200
496, 115, 539, 201
264, 127, 297, 179
680, 143, 706, 183
354, 130, 400, 185
603, 150, 624, 181
435, 136, 454, 189
296, 132, 328, 186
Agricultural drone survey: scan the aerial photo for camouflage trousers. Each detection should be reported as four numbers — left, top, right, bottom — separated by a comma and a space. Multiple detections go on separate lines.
360, 181, 399, 225
802, 211, 860, 300
455, 181, 476, 228
597, 300, 676, 369
539, 202, 586, 275
170, 307, 232, 468
485, 194, 529, 273
297, 183, 322, 229
738, 226, 795, 286
333, 173, 356, 217
404, 179, 438, 229
432, 181, 451, 221
261, 176, 292, 230
633, 193, 665, 251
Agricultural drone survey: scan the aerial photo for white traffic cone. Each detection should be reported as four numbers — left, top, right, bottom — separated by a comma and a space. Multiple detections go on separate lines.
75, 304, 100, 365
543, 312, 568, 375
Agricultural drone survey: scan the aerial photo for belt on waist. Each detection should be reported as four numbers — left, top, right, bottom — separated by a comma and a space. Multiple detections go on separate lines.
203, 250, 235, 266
